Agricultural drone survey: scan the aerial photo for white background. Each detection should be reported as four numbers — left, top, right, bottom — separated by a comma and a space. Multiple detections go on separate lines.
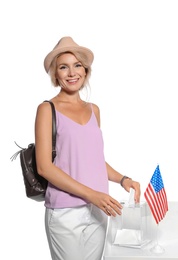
1, 1, 178, 259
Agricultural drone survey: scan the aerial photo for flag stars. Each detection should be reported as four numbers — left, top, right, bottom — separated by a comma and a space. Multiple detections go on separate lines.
150, 165, 164, 193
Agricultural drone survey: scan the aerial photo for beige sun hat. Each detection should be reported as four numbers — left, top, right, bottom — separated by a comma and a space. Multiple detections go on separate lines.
44, 36, 94, 73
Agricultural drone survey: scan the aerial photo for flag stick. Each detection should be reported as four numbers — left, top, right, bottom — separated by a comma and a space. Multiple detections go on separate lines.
150, 224, 165, 254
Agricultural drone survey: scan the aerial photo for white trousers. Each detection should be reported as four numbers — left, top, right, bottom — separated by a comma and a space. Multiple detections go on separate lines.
45, 204, 108, 260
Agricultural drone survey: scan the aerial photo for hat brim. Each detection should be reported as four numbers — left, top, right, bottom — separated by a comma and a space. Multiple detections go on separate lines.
44, 46, 94, 73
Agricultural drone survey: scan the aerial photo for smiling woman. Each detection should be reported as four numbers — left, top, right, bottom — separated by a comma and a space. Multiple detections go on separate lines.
3, 1, 178, 260
45, 37, 93, 88
55, 53, 86, 92
34, 36, 141, 260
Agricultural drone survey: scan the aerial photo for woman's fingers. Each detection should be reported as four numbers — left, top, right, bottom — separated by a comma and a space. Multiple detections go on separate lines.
90, 190, 123, 217
103, 201, 123, 217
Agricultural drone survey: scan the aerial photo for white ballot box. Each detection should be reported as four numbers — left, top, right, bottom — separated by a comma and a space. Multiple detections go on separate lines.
103, 201, 178, 260
110, 201, 156, 248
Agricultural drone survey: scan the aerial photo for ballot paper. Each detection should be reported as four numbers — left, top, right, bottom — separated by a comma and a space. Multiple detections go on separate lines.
113, 229, 150, 248
128, 188, 135, 207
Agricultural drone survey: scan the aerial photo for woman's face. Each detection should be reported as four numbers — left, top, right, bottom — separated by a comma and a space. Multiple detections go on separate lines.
55, 53, 86, 92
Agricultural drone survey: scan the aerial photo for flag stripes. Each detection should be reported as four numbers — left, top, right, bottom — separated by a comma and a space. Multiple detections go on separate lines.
144, 165, 168, 224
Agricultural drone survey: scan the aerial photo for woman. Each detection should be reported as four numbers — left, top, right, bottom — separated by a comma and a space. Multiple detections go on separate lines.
35, 36, 141, 260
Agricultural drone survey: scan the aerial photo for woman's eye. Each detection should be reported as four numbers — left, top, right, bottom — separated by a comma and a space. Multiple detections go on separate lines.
59, 65, 67, 70
75, 63, 82, 68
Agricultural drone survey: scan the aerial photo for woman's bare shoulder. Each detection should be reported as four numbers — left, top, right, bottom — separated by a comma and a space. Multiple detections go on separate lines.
91, 102, 100, 113
35, 101, 54, 122
37, 100, 53, 111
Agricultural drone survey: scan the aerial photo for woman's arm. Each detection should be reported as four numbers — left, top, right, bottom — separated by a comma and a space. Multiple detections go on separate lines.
92, 103, 141, 204
106, 162, 141, 203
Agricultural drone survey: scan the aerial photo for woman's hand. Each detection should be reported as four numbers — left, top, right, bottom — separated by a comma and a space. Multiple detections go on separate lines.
87, 190, 123, 216
122, 178, 141, 204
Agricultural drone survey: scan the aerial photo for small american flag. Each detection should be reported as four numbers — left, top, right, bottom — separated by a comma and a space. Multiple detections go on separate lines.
144, 165, 168, 224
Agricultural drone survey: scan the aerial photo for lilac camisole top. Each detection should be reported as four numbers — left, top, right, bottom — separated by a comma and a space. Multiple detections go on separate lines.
44, 104, 109, 209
